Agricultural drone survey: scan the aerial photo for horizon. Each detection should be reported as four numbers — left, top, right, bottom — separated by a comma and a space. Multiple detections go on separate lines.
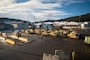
0, 13, 89, 22
0, 0, 90, 22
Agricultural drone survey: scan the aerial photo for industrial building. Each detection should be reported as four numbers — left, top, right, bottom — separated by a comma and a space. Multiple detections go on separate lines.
80, 22, 90, 29
0, 22, 14, 30
11, 22, 29, 30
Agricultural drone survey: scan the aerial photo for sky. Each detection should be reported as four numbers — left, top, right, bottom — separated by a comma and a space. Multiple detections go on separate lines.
0, 0, 90, 22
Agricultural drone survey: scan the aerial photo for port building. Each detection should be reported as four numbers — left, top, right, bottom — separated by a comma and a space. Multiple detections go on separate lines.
11, 22, 29, 30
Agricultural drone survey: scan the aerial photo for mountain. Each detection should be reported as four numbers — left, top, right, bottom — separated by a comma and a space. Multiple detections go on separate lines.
0, 18, 22, 22
0, 18, 31, 24
0, 13, 90, 23
57, 13, 90, 22
39, 13, 90, 22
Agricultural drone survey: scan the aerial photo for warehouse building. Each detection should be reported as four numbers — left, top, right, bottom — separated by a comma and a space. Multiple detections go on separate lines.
0, 22, 14, 30
80, 22, 90, 29
11, 22, 29, 30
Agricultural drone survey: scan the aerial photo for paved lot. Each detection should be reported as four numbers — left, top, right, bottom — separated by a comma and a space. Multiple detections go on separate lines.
0, 34, 90, 60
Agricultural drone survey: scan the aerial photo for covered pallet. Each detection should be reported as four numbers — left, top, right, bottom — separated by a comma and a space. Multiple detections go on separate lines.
35, 29, 41, 35
2, 32, 8, 37
29, 29, 35, 34
42, 50, 69, 60
0, 36, 6, 43
84, 36, 90, 44
55, 50, 69, 60
49, 31, 57, 37
21, 29, 26, 33
25, 30, 30, 34
19, 37, 29, 42
9, 35, 19, 39
42, 53, 59, 60
41, 30, 48, 36
67, 31, 79, 39
5, 39, 15, 45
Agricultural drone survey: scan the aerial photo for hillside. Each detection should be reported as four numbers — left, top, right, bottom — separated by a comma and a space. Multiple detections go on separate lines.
41, 13, 90, 22
61, 13, 90, 22
0, 13, 90, 23
0, 18, 30, 24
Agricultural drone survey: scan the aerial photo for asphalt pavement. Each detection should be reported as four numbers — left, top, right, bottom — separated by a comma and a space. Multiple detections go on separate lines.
0, 33, 90, 60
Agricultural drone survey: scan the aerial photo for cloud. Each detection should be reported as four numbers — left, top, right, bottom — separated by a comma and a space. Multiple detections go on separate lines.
64, 0, 85, 5
0, 0, 60, 10
0, 0, 86, 22
0, 0, 15, 7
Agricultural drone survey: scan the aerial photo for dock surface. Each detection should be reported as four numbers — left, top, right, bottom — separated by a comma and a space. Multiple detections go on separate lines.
0, 33, 90, 60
